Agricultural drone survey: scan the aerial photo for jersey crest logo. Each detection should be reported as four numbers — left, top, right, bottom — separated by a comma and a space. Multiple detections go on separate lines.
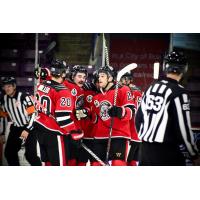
86, 95, 93, 103
94, 100, 100, 107
71, 88, 77, 96
100, 101, 112, 121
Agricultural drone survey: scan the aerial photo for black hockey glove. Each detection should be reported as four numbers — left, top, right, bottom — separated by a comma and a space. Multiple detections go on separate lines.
34, 67, 40, 79
75, 108, 88, 120
70, 129, 84, 148
83, 82, 96, 91
108, 106, 125, 119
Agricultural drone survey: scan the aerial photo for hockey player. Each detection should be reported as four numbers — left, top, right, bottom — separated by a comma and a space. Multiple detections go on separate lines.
135, 51, 200, 166
63, 65, 87, 166
120, 73, 142, 166
75, 71, 100, 166
34, 59, 83, 166
90, 66, 135, 166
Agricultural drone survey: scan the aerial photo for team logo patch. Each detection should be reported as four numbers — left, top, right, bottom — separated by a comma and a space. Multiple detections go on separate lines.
100, 100, 112, 121
71, 88, 77, 96
86, 95, 93, 103
94, 100, 100, 107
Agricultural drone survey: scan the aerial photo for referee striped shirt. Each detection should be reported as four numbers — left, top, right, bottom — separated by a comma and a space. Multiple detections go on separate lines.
2, 91, 35, 131
135, 77, 199, 158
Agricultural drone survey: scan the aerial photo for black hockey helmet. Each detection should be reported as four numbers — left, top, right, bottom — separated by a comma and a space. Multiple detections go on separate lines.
70, 65, 88, 80
50, 59, 68, 77
163, 51, 188, 74
121, 72, 133, 80
97, 65, 116, 79
1, 77, 16, 86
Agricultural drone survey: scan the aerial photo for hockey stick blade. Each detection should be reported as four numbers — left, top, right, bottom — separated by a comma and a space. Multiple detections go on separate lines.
116, 63, 137, 81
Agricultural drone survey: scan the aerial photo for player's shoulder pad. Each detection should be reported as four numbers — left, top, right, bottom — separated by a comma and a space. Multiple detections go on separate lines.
43, 80, 67, 92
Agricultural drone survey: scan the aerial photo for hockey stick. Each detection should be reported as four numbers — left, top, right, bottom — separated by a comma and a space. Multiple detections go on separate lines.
153, 62, 160, 79
81, 143, 108, 166
105, 63, 137, 164
103, 33, 110, 67
34, 33, 39, 96
31, 95, 107, 166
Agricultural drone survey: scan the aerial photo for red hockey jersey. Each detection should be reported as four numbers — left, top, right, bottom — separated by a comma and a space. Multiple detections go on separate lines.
35, 80, 76, 135
63, 80, 85, 130
80, 89, 96, 139
91, 84, 135, 139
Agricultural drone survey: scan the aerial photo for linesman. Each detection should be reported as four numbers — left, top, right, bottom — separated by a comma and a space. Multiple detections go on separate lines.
135, 51, 200, 166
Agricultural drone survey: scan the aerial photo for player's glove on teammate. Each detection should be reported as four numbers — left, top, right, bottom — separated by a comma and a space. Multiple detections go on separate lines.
108, 106, 126, 119
75, 108, 88, 120
70, 129, 84, 148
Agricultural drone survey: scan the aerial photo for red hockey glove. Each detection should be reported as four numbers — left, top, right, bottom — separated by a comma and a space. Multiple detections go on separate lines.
70, 129, 84, 148
108, 106, 126, 119
75, 108, 88, 120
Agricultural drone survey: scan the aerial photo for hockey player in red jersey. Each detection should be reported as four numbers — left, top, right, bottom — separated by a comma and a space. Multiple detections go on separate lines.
90, 66, 135, 166
63, 65, 87, 165
121, 73, 142, 166
75, 71, 100, 166
34, 59, 83, 166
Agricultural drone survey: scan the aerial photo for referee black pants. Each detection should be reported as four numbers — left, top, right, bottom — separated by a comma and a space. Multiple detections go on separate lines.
139, 141, 186, 166
4, 125, 41, 166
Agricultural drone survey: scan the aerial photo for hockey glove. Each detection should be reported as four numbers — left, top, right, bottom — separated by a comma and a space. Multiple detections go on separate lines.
108, 106, 126, 119
75, 108, 88, 120
70, 129, 84, 148
83, 82, 96, 91
34, 68, 40, 79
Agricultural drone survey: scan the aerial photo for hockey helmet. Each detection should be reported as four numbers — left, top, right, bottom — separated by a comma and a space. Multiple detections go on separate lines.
97, 65, 116, 79
121, 72, 133, 81
163, 51, 188, 74
71, 65, 88, 78
50, 59, 68, 77
1, 77, 16, 86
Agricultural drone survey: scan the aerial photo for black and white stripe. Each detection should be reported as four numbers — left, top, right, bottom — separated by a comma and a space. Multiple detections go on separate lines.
3, 91, 35, 130
55, 110, 73, 128
135, 78, 198, 157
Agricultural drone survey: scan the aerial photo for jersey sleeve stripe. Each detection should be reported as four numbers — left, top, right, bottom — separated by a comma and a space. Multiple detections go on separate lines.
174, 97, 198, 156
56, 116, 71, 122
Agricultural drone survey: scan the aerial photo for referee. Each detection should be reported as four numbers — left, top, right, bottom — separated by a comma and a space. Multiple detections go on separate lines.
0, 77, 41, 166
135, 51, 200, 166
